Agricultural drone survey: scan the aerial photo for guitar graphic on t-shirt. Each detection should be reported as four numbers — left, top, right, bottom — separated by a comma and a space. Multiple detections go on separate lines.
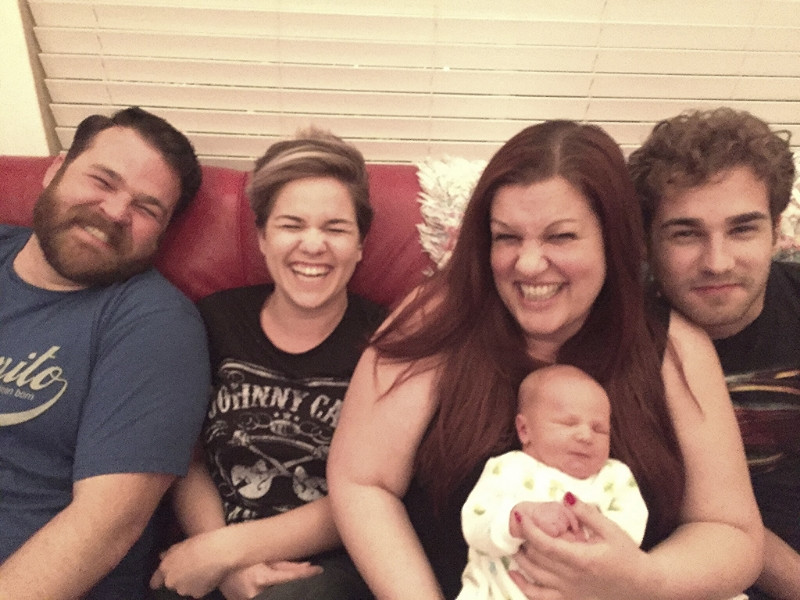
231, 454, 315, 500
228, 428, 326, 500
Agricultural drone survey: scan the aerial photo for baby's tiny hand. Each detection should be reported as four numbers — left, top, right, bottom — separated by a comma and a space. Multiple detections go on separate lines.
511, 501, 584, 540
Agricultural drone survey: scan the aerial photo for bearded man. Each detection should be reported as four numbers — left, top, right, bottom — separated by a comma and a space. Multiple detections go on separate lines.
0, 107, 210, 599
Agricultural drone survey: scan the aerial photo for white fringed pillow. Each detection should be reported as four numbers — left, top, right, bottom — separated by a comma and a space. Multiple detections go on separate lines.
416, 157, 486, 271
775, 153, 800, 262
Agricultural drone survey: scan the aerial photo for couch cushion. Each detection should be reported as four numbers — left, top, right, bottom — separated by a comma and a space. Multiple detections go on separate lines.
0, 157, 432, 307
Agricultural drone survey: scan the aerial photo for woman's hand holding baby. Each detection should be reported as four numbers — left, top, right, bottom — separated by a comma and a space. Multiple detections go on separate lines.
509, 494, 649, 600
510, 500, 586, 542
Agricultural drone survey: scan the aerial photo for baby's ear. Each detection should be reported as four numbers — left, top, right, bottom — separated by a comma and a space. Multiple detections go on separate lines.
515, 413, 529, 446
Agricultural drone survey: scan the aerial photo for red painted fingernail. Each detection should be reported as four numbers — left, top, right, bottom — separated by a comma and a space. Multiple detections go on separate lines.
564, 491, 576, 506
513, 510, 522, 523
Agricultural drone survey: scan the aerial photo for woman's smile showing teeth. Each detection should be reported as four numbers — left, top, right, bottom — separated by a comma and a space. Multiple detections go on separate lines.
519, 282, 561, 301
292, 263, 331, 278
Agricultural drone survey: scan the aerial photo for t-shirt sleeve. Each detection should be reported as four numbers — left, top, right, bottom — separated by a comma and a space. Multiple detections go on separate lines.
72, 286, 210, 481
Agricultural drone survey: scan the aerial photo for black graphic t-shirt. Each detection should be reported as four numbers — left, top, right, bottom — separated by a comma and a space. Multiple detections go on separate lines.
197, 285, 385, 524
713, 261, 800, 556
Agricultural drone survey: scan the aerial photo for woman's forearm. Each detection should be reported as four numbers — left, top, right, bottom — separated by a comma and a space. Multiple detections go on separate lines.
332, 481, 444, 600
171, 446, 341, 565
220, 495, 342, 570
753, 528, 800, 600
643, 518, 763, 599
171, 448, 227, 535
154, 494, 343, 593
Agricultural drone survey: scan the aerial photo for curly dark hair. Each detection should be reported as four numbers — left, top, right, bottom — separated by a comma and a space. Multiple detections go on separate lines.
628, 107, 795, 230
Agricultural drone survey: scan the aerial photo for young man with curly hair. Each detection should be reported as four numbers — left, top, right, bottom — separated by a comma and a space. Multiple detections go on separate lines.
629, 107, 799, 600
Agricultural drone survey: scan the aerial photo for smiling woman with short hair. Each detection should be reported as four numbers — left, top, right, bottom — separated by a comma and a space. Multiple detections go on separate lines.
152, 129, 384, 600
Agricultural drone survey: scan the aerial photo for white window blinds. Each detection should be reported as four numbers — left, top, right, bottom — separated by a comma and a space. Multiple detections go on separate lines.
27, 0, 800, 168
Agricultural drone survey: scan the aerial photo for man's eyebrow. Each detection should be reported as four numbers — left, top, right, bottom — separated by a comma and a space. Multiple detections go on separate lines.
659, 211, 770, 230
90, 164, 123, 182
91, 164, 168, 215
132, 192, 168, 215
728, 211, 770, 225
659, 217, 702, 229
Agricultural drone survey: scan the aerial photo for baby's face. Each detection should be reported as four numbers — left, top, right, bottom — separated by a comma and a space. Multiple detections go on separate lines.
516, 372, 611, 479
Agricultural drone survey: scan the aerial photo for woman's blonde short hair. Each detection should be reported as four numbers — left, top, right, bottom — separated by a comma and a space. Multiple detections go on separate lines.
247, 128, 372, 239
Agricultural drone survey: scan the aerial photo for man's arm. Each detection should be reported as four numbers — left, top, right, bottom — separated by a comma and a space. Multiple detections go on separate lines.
755, 528, 800, 600
0, 472, 173, 600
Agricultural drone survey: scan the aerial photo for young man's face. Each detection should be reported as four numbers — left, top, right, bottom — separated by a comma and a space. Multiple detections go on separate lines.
648, 165, 776, 339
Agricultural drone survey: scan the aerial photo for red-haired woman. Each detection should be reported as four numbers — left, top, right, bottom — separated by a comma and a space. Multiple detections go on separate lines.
328, 121, 763, 600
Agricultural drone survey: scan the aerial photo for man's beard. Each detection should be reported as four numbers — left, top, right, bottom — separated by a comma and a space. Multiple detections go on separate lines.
32, 185, 157, 287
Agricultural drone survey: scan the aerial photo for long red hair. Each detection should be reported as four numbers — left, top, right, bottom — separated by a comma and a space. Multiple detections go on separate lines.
374, 121, 684, 547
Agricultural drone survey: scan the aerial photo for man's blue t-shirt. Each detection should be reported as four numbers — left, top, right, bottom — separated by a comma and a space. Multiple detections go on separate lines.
0, 225, 210, 598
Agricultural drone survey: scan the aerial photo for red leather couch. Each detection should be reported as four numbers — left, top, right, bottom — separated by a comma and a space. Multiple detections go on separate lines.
0, 156, 433, 307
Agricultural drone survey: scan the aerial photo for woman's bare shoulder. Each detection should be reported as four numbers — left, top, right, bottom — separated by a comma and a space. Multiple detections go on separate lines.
662, 309, 730, 417
665, 310, 714, 348
377, 282, 445, 334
